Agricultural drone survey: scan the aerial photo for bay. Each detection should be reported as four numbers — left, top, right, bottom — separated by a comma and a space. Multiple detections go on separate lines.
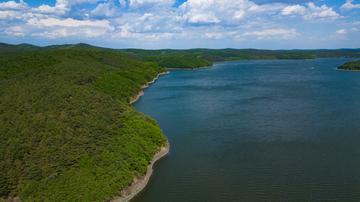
134, 58, 360, 202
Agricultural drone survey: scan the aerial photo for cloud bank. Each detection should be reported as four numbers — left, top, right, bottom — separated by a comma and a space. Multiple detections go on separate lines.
0, 0, 359, 49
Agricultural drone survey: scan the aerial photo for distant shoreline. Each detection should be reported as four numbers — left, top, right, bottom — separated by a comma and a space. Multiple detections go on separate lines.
112, 142, 170, 202
129, 71, 170, 104
167, 65, 214, 71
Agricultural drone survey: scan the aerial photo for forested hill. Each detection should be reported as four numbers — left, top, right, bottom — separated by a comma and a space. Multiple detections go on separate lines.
0, 47, 167, 201
1, 43, 360, 69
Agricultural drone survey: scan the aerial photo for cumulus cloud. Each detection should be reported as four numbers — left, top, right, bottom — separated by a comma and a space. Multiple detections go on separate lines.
179, 0, 255, 25
34, 0, 101, 15
305, 2, 340, 20
91, 0, 118, 17
0, 0, 27, 10
244, 28, 299, 39
281, 3, 340, 20
281, 5, 307, 16
4, 25, 25, 36
204, 32, 225, 39
336, 29, 348, 35
124, 0, 175, 10
25, 17, 113, 38
0, 0, 356, 48
180, 0, 340, 26
0, 10, 21, 20
341, 0, 360, 10
27, 17, 111, 28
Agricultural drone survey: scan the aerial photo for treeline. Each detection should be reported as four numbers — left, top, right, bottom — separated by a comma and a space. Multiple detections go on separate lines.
2, 43, 360, 69
122, 48, 360, 67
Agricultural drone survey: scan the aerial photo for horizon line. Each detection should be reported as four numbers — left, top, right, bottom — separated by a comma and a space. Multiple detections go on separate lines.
1, 41, 360, 51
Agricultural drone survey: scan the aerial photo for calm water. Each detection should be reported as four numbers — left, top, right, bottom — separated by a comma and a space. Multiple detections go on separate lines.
134, 58, 360, 202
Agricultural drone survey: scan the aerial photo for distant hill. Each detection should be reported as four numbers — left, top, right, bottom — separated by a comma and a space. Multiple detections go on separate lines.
0, 43, 41, 52
1, 43, 360, 69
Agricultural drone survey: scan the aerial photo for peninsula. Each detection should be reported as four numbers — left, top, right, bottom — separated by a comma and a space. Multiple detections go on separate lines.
338, 60, 360, 71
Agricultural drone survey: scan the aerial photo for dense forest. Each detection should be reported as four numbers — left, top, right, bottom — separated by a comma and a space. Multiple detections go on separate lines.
0, 47, 167, 201
338, 60, 360, 71
1, 43, 360, 201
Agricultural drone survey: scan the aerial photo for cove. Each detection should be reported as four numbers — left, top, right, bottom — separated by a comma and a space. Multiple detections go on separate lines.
133, 58, 360, 202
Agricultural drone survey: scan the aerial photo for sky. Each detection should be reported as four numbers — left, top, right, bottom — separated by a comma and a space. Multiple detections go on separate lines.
0, 0, 359, 49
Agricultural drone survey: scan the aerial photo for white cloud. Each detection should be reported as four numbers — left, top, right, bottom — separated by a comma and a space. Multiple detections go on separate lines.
204, 32, 225, 39
281, 5, 306, 16
336, 29, 348, 34
4, 25, 25, 36
180, 0, 340, 26
281, 3, 340, 20
34, 0, 101, 15
0, 0, 354, 48
341, 0, 360, 10
305, 2, 340, 20
126, 0, 175, 10
248, 3, 286, 14
0, 10, 21, 20
244, 28, 299, 39
34, 5, 58, 14
112, 22, 175, 41
179, 0, 256, 25
187, 13, 220, 24
91, 1, 118, 17
0, 0, 27, 10
27, 17, 111, 28
32, 27, 107, 38
9, 17, 115, 39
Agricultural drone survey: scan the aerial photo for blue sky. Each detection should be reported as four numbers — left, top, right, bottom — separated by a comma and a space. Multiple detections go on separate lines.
0, 0, 359, 49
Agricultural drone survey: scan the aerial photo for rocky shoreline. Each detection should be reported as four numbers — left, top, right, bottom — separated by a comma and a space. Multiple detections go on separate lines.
129, 71, 170, 104
112, 143, 170, 202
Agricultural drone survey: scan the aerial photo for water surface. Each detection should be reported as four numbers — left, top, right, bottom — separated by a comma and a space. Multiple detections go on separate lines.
134, 58, 360, 202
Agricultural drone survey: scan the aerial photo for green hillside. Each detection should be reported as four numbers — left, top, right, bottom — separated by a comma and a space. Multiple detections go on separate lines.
0, 43, 41, 53
0, 48, 166, 201
338, 60, 360, 71
122, 48, 360, 65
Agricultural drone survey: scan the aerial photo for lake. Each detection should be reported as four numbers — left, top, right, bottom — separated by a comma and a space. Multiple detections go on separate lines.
134, 58, 360, 202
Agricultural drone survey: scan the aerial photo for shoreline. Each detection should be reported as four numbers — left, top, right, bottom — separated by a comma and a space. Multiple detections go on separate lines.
120, 65, 206, 201
129, 71, 170, 104
112, 142, 170, 202
167, 65, 213, 71
115, 71, 171, 202
337, 68, 360, 72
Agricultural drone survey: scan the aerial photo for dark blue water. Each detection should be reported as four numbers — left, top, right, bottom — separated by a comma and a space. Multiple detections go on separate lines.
134, 58, 360, 202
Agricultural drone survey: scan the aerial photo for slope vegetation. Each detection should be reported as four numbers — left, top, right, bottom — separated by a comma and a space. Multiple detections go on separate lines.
0, 48, 166, 201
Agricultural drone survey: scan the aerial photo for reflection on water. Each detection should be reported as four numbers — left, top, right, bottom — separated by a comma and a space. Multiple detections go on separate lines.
134, 58, 360, 202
